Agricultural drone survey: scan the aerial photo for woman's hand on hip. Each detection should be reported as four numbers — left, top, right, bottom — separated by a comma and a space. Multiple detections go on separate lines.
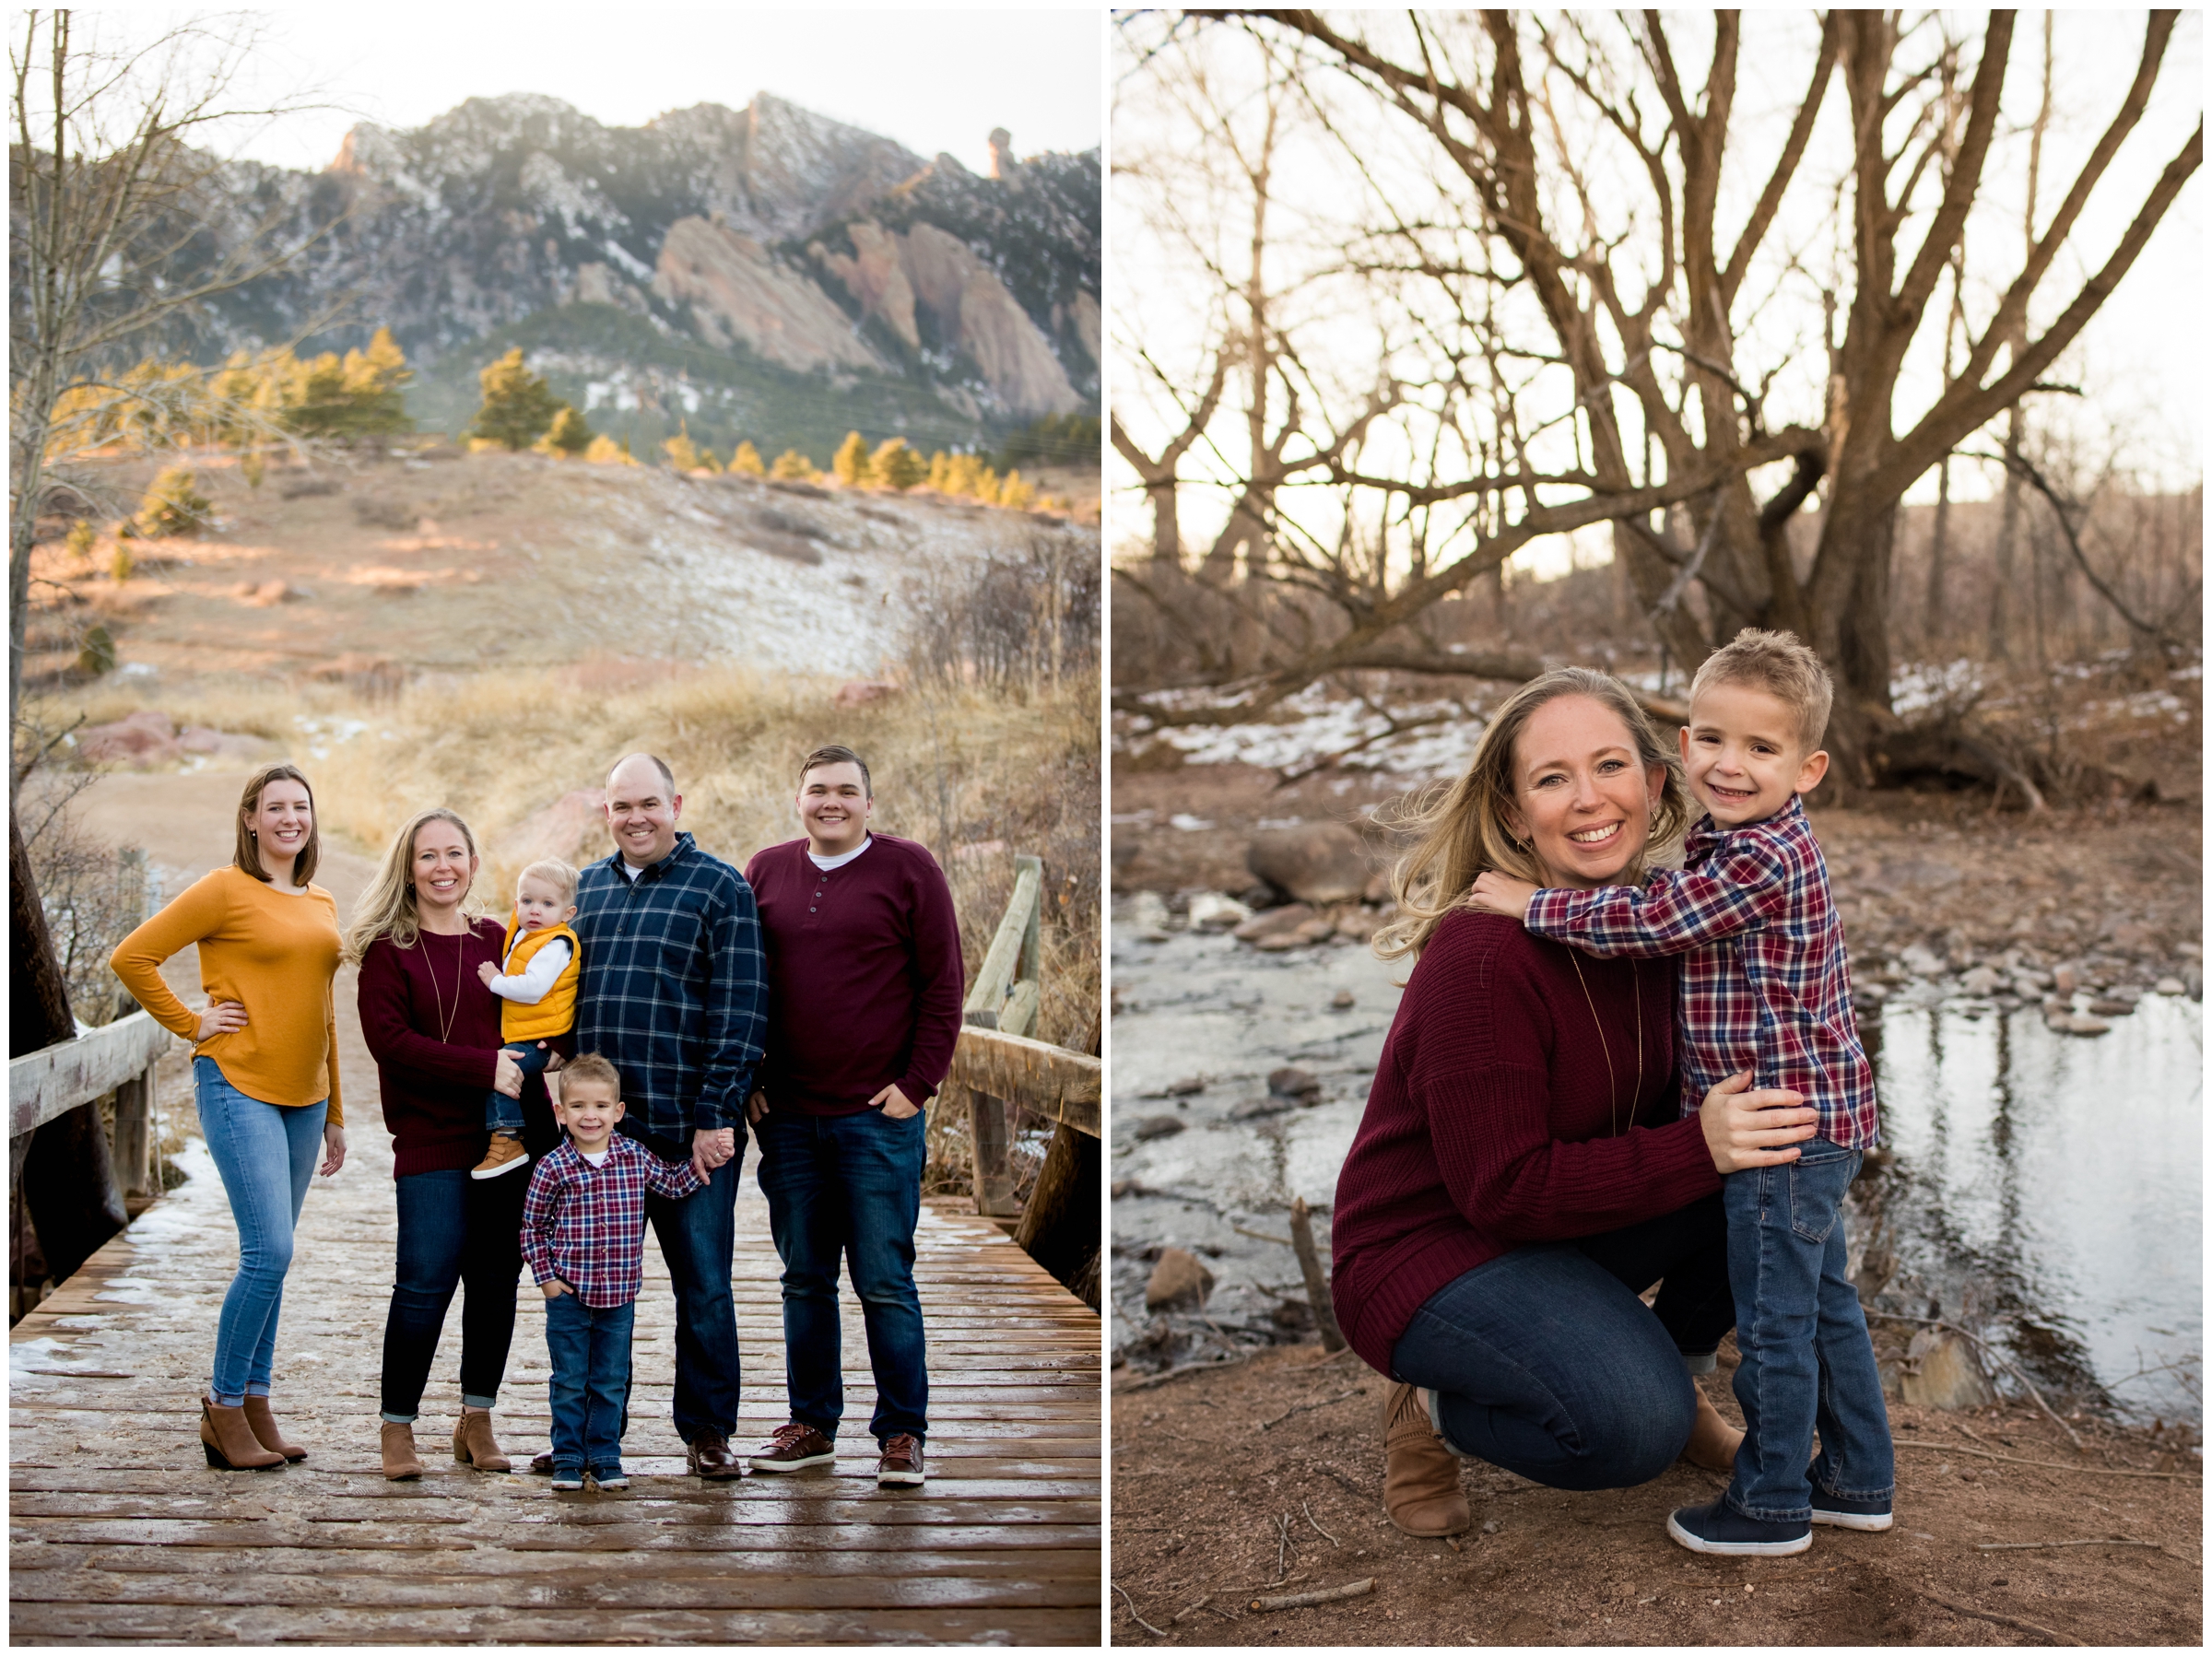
1699, 1069, 1819, 1173
195, 1001, 248, 1041
492, 1050, 524, 1098
319, 1123, 347, 1177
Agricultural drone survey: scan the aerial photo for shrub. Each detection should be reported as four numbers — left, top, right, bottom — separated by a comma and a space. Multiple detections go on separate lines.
830, 430, 873, 487
664, 428, 719, 473
134, 466, 211, 537
729, 440, 765, 476
582, 433, 635, 465
996, 469, 1035, 511
771, 448, 817, 480
871, 437, 926, 491
537, 405, 594, 456
467, 348, 563, 451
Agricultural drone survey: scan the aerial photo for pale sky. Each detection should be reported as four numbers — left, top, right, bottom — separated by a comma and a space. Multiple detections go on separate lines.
200, 7, 1103, 177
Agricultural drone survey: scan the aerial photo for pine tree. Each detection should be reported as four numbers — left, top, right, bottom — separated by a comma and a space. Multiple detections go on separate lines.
729, 440, 765, 476
537, 405, 593, 456
664, 426, 719, 473
771, 448, 817, 480
925, 450, 951, 492
996, 469, 1035, 511
870, 437, 926, 491
467, 348, 564, 451
582, 433, 635, 465
830, 430, 873, 488
134, 466, 211, 537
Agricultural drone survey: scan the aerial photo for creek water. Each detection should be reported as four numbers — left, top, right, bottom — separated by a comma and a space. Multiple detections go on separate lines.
1109, 922, 2203, 1427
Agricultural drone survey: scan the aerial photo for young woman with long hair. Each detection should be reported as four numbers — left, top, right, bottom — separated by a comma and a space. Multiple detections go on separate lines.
111, 762, 347, 1470
348, 807, 559, 1480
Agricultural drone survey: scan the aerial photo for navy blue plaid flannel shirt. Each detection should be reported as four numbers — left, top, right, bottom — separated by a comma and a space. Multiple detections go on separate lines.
572, 831, 766, 1141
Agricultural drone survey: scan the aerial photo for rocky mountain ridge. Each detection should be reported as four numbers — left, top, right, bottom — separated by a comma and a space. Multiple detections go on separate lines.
188, 92, 1098, 452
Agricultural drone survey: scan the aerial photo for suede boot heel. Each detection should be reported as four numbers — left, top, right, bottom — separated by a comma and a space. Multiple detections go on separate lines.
1382, 1382, 1471, 1537
241, 1395, 307, 1461
201, 1401, 285, 1470
453, 1408, 512, 1472
381, 1420, 424, 1481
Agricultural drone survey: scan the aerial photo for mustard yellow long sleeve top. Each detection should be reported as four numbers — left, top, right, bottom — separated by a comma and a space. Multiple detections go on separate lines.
110, 866, 344, 1124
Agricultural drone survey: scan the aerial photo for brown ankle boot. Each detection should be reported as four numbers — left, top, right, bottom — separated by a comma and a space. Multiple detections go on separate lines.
201, 1400, 284, 1470
381, 1420, 424, 1481
1682, 1384, 1745, 1472
1382, 1381, 1471, 1537
241, 1395, 307, 1461
453, 1407, 512, 1472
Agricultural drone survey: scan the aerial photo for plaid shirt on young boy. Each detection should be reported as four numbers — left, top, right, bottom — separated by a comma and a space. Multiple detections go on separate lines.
1523, 793, 1879, 1150
520, 1137, 707, 1308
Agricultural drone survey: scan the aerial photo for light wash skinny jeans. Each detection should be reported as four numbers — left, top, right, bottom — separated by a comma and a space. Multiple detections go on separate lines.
194, 1057, 324, 1406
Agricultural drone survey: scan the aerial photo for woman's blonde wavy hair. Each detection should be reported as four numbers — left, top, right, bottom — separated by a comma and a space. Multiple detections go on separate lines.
1372, 667, 1689, 963
342, 808, 487, 963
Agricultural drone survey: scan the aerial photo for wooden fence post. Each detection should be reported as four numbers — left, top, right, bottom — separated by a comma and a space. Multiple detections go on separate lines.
112, 1062, 158, 1199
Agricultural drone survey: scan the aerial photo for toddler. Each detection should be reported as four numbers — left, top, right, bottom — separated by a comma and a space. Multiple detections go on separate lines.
1473, 628, 1894, 1556
473, 859, 582, 1179
518, 1053, 704, 1489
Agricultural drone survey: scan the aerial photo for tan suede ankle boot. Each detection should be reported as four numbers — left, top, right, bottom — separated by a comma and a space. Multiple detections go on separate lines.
200, 1401, 284, 1471
241, 1395, 306, 1461
453, 1407, 512, 1472
381, 1420, 424, 1481
1682, 1384, 1746, 1472
1382, 1381, 1471, 1537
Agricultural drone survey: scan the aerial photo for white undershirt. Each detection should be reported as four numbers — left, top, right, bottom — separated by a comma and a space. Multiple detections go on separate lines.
807, 836, 873, 872
618, 859, 646, 883
486, 936, 572, 1004
579, 1146, 610, 1168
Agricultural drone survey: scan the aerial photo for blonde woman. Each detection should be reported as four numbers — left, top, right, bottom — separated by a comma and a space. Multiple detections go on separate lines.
112, 762, 346, 1472
348, 808, 558, 1480
1331, 669, 1821, 1537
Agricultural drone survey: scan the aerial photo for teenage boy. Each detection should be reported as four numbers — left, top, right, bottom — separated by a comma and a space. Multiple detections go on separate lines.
1472, 628, 1895, 1556
742, 746, 965, 1488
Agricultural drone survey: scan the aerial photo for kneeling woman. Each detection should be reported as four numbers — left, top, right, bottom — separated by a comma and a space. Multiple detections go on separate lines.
1333, 668, 1818, 1536
112, 763, 347, 1470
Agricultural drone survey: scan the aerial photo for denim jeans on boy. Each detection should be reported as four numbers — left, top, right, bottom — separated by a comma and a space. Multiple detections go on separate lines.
1722, 1138, 1896, 1522
1391, 1193, 1735, 1490
484, 1040, 552, 1136
544, 1290, 634, 1476
194, 1057, 325, 1406
633, 1124, 745, 1441
754, 1105, 929, 1443
379, 1167, 526, 1422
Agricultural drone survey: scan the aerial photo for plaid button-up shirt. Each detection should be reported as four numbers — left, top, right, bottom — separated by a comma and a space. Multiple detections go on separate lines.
573, 832, 766, 1141
520, 1135, 706, 1308
1523, 794, 1878, 1150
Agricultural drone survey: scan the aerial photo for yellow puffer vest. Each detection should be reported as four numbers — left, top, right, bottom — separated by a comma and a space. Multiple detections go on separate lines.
497, 918, 581, 1043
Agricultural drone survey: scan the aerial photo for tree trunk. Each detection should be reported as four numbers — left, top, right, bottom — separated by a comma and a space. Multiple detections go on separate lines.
1924, 455, 1952, 649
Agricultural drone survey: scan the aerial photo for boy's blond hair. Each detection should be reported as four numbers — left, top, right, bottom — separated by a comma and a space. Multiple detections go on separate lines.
519, 858, 579, 906
559, 1052, 620, 1098
1688, 628, 1834, 752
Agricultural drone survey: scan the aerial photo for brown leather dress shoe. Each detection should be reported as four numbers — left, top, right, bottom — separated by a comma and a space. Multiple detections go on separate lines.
750, 1421, 837, 1473
687, 1431, 744, 1480
1382, 1382, 1471, 1536
201, 1401, 285, 1471
381, 1420, 424, 1481
1681, 1385, 1746, 1472
453, 1407, 512, 1472
241, 1395, 306, 1461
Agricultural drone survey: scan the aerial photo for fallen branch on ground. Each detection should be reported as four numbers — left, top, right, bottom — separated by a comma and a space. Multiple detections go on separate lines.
1302, 1499, 1339, 1546
1894, 1439, 2200, 1481
1865, 1311, 2083, 1448
1976, 1538, 2162, 1552
1250, 1579, 1377, 1613
1259, 1388, 1360, 1431
1170, 1594, 1214, 1626
1919, 1592, 2081, 1646
1289, 1196, 1347, 1352
1112, 1581, 1167, 1638
1231, 1224, 1293, 1246
1116, 1353, 1255, 1392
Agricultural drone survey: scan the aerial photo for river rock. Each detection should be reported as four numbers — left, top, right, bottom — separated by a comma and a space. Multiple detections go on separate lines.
1234, 903, 1313, 944
2087, 997, 2136, 1016
2048, 1010, 2110, 1036
1163, 1075, 1206, 1097
1228, 1095, 1294, 1122
1145, 1248, 1215, 1312
1187, 892, 1252, 932
2155, 976, 2186, 995
1127, 891, 1171, 941
1131, 1115, 1186, 1143
1267, 1066, 1322, 1104
1247, 822, 1373, 906
1898, 1327, 1996, 1409
1253, 931, 1308, 953
2052, 964, 2080, 995
1958, 966, 2002, 997
1331, 989, 1357, 1010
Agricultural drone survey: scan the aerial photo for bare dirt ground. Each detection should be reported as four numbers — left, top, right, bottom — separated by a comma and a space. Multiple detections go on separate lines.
1110, 1341, 2201, 1647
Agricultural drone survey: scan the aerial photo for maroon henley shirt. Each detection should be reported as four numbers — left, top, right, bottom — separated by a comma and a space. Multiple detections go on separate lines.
745, 834, 966, 1117
1330, 909, 1721, 1376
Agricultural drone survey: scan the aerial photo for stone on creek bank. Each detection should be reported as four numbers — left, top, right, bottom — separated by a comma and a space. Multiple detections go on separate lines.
1145, 1247, 1216, 1312
1130, 1114, 1187, 1143
1247, 822, 1378, 906
1266, 1066, 1321, 1104
1892, 1326, 1998, 1410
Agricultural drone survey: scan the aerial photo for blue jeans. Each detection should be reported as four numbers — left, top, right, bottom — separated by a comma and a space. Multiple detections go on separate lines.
754, 1106, 929, 1442
485, 1041, 552, 1135
1723, 1140, 1896, 1521
544, 1290, 634, 1477
1391, 1195, 1735, 1491
632, 1125, 745, 1441
194, 1058, 325, 1406
379, 1167, 526, 1422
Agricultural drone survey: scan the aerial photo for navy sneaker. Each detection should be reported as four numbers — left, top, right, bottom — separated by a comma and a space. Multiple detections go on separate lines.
1809, 1486, 1893, 1531
548, 1466, 584, 1492
1666, 1498, 1812, 1556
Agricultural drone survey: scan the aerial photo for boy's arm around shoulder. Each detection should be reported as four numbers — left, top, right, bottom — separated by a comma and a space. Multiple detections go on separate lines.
1524, 835, 1793, 957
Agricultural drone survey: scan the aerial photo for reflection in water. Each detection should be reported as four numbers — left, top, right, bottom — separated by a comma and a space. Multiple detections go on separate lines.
1867, 993, 2203, 1425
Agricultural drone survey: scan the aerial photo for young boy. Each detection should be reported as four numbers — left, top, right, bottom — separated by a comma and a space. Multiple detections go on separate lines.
1471, 628, 1894, 1556
518, 1053, 704, 1490
473, 859, 582, 1180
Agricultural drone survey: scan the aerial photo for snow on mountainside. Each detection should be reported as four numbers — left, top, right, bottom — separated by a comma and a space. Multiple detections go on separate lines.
178, 93, 1098, 454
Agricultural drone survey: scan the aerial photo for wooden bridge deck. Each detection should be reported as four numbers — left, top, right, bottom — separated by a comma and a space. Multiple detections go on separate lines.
11, 1041, 1100, 1644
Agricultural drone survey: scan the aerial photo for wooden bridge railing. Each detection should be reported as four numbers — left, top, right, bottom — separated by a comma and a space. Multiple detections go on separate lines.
9, 1009, 176, 1203
946, 853, 1100, 1306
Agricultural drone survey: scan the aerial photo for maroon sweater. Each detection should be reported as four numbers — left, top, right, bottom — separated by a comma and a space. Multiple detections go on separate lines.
1330, 910, 1720, 1375
745, 835, 965, 1116
357, 920, 560, 1178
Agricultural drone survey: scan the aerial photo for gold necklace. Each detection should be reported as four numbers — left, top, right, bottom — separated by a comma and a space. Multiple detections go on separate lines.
422, 924, 465, 1046
1566, 952, 1641, 1136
